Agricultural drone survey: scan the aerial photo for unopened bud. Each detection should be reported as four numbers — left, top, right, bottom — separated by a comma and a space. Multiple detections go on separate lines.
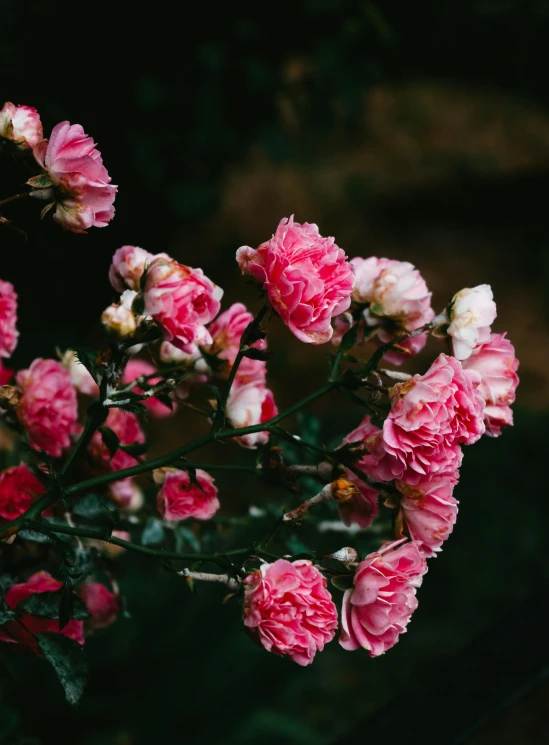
331, 477, 360, 504
326, 547, 359, 564
101, 303, 137, 339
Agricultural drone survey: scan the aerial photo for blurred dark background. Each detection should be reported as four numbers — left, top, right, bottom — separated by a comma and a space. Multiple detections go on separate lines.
1, 1, 549, 743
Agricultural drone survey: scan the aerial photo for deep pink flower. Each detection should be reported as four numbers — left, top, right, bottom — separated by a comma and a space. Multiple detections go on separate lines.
340, 540, 427, 656
32, 121, 116, 233
237, 216, 354, 344
154, 467, 220, 521
0, 102, 43, 148
123, 359, 174, 418
461, 333, 519, 437
0, 572, 84, 653
207, 302, 267, 386
0, 463, 46, 523
144, 258, 223, 353
447, 284, 497, 360
88, 408, 145, 473
109, 245, 156, 293
0, 279, 18, 359
371, 354, 485, 484
0, 361, 13, 386
80, 582, 120, 631
16, 359, 79, 458
243, 559, 338, 666
226, 381, 278, 449
396, 475, 459, 558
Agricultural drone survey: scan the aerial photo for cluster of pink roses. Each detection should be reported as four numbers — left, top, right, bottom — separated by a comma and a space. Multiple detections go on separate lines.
0, 101, 116, 233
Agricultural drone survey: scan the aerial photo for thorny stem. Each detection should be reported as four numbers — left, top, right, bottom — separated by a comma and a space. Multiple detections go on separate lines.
0, 192, 29, 207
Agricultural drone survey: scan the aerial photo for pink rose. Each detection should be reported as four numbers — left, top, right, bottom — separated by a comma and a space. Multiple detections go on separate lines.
340, 539, 427, 656
154, 467, 220, 521
207, 302, 267, 386
396, 475, 459, 558
0, 102, 43, 148
447, 284, 497, 360
0, 463, 46, 523
144, 258, 223, 353
109, 245, 157, 293
0, 571, 84, 653
88, 408, 145, 473
461, 333, 519, 437
80, 582, 120, 631
371, 354, 485, 484
243, 559, 338, 666
351, 257, 434, 331
123, 359, 174, 418
226, 381, 278, 449
237, 216, 354, 344
31, 121, 116, 233
0, 279, 18, 359
337, 416, 382, 528
16, 359, 79, 458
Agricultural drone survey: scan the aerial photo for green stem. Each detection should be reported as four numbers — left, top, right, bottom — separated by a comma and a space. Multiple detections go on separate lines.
0, 192, 29, 207
24, 520, 254, 565
61, 402, 108, 476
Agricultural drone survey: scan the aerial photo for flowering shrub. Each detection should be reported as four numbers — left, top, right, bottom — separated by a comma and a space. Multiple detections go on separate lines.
0, 101, 519, 705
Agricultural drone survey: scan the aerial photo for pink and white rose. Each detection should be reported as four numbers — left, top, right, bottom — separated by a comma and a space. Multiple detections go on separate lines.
154, 467, 220, 521
16, 359, 79, 458
447, 284, 497, 360
237, 216, 354, 344
144, 258, 223, 353
243, 559, 338, 666
31, 121, 116, 233
226, 381, 278, 449
461, 333, 519, 437
109, 245, 156, 293
207, 302, 267, 386
340, 539, 427, 656
396, 475, 459, 558
0, 102, 43, 148
88, 408, 145, 473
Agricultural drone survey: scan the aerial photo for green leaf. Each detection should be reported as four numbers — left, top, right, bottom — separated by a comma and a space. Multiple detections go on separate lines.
18, 589, 89, 621
72, 493, 118, 522
120, 441, 149, 457
70, 347, 99, 384
339, 322, 360, 353
242, 347, 271, 361
141, 517, 164, 546
99, 426, 120, 459
36, 632, 88, 706
209, 385, 225, 434
330, 574, 355, 592
27, 173, 53, 189
0, 590, 16, 625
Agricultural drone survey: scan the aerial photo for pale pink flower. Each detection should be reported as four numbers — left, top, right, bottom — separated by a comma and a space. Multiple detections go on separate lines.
351, 257, 434, 331
207, 302, 267, 386
0, 571, 84, 653
340, 539, 427, 656
144, 258, 223, 353
461, 333, 519, 437
0, 279, 18, 358
370, 354, 485, 484
107, 478, 144, 511
16, 359, 79, 458
0, 463, 46, 523
447, 285, 497, 360
0, 102, 43, 148
396, 475, 459, 558
80, 582, 120, 631
237, 216, 354, 344
123, 359, 174, 418
61, 350, 99, 397
154, 467, 220, 521
101, 289, 139, 339
226, 381, 277, 449
243, 559, 338, 665
88, 408, 145, 473
109, 245, 156, 293
31, 121, 116, 233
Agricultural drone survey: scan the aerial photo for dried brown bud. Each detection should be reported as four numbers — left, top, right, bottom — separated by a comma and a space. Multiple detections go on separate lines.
0, 385, 19, 410
331, 477, 360, 504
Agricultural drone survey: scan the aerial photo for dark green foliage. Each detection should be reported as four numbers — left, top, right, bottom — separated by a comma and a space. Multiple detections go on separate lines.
36, 633, 88, 706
